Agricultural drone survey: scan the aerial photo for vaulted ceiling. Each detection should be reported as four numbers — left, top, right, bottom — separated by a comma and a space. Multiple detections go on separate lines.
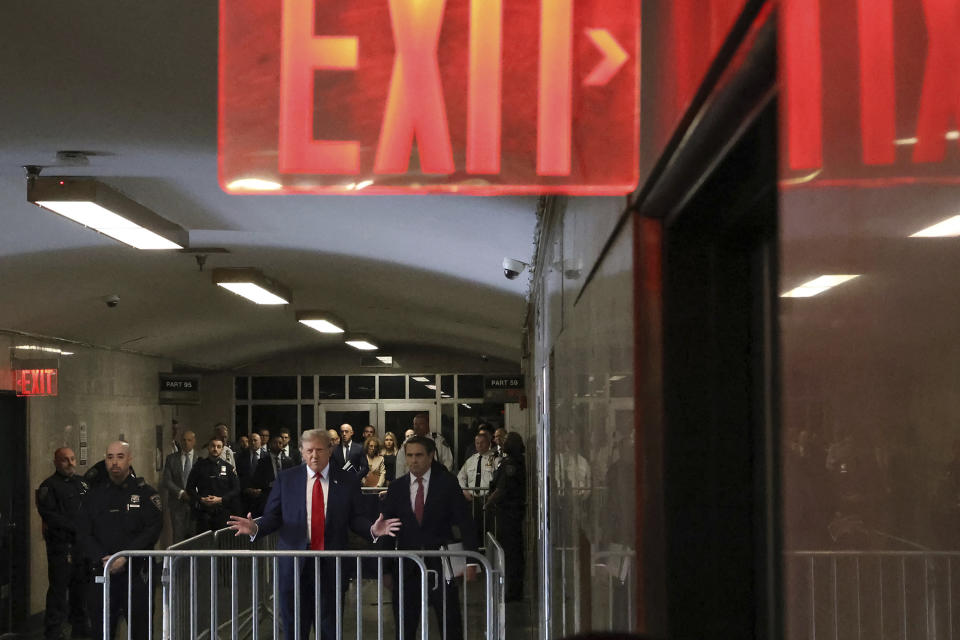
0, 1, 536, 369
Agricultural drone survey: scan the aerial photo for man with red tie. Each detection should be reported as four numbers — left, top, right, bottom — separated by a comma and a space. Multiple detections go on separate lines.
228, 429, 400, 640
381, 436, 478, 640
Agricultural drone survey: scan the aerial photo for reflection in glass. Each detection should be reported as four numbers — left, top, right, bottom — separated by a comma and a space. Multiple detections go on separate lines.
348, 375, 375, 400
379, 375, 405, 399
317, 376, 346, 400
409, 374, 436, 399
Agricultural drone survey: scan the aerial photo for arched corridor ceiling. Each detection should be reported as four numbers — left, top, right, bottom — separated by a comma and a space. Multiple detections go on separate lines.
0, 1, 536, 368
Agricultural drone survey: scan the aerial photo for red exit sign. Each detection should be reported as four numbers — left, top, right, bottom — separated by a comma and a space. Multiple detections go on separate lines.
219, 0, 638, 195
15, 369, 58, 397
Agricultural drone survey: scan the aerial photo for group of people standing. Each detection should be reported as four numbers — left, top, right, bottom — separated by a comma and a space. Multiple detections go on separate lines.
36, 441, 162, 640
36, 415, 527, 640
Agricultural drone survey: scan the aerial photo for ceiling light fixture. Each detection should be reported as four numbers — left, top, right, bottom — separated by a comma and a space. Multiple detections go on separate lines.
781, 274, 859, 298
910, 215, 960, 237
14, 345, 73, 356
212, 268, 291, 305
296, 310, 346, 334
27, 176, 187, 250
376, 355, 394, 364
412, 376, 430, 382
345, 336, 378, 351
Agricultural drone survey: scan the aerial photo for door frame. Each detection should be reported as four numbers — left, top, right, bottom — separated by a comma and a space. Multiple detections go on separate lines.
378, 402, 437, 437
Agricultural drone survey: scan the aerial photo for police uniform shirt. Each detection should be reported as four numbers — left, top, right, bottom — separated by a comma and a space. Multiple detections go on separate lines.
77, 474, 163, 562
36, 472, 88, 548
456, 451, 496, 491
187, 456, 239, 505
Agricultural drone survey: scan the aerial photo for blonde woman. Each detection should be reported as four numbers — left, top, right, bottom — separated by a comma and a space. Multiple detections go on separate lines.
363, 436, 386, 487
382, 432, 399, 483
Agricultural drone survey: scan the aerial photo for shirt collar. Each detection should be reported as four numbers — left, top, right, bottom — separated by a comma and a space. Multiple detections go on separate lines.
412, 468, 432, 484
307, 462, 330, 480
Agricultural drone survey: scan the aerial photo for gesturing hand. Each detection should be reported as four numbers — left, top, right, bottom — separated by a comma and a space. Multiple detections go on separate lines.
372, 513, 402, 538
227, 512, 257, 537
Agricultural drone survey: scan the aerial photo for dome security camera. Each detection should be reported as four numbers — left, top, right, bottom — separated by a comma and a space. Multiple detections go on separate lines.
102, 294, 120, 308
502, 258, 529, 280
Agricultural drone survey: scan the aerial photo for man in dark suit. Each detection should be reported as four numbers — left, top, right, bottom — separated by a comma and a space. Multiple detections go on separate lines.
161, 430, 196, 542
381, 436, 478, 640
331, 423, 368, 477
228, 429, 400, 640
236, 433, 262, 514
250, 435, 294, 516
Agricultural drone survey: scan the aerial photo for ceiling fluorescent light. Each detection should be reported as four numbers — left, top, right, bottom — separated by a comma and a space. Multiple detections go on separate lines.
28, 177, 187, 250
376, 355, 393, 364
412, 376, 429, 382
345, 336, 378, 351
910, 215, 960, 237
781, 274, 859, 298
296, 310, 346, 334
212, 268, 291, 305
15, 345, 72, 355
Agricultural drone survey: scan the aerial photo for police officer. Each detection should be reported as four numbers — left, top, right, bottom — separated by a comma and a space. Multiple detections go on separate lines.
83, 458, 137, 489
77, 441, 162, 640
186, 435, 239, 532
36, 447, 90, 640
486, 431, 526, 602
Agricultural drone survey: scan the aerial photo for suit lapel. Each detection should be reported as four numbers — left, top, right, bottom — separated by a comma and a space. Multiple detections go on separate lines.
292, 466, 307, 539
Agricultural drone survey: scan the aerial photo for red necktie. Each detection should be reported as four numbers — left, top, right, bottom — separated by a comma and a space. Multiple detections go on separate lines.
414, 476, 425, 525
311, 473, 325, 550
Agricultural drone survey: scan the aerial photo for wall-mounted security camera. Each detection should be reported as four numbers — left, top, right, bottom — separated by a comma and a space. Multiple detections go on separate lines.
502, 258, 529, 280
102, 294, 120, 308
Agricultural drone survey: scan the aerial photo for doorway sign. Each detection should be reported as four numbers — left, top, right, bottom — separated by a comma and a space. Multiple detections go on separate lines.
219, 0, 639, 195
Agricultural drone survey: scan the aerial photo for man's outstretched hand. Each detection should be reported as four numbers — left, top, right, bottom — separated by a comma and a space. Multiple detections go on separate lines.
372, 513, 402, 538
228, 512, 257, 537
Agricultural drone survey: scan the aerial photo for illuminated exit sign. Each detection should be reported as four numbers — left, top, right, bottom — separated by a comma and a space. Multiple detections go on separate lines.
15, 369, 58, 397
219, 0, 638, 195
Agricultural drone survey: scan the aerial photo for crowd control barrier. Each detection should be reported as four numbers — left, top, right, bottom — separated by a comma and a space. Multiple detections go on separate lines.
785, 550, 960, 640
97, 545, 502, 640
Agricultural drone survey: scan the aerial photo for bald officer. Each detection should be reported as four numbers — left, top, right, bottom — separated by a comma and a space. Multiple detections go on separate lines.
78, 441, 162, 640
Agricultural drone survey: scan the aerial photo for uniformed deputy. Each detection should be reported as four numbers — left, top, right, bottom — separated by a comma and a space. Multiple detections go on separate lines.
36, 447, 90, 640
186, 435, 240, 532
77, 441, 162, 640
486, 431, 527, 602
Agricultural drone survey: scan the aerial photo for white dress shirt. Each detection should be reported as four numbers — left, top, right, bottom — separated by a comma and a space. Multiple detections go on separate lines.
409, 468, 432, 512
306, 463, 330, 540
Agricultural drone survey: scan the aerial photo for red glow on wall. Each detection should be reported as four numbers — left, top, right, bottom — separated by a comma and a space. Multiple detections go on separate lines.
219, 0, 639, 195
15, 369, 58, 397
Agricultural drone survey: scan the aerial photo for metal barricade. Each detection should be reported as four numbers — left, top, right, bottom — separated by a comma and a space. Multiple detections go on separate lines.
785, 550, 960, 640
98, 547, 502, 640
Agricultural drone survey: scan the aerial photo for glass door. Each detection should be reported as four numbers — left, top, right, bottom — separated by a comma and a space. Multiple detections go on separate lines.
378, 403, 436, 446
318, 402, 379, 432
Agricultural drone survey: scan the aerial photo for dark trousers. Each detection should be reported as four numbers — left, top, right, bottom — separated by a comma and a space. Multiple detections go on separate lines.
87, 565, 151, 640
392, 557, 462, 640
279, 559, 347, 640
44, 547, 89, 639
495, 510, 524, 601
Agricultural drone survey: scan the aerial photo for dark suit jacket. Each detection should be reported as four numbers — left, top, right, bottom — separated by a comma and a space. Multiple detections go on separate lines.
257, 464, 373, 585
381, 463, 478, 552
331, 441, 368, 477
235, 449, 261, 485
162, 451, 190, 502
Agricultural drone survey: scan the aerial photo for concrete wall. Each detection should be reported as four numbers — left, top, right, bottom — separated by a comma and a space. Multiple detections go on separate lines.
10, 336, 174, 615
